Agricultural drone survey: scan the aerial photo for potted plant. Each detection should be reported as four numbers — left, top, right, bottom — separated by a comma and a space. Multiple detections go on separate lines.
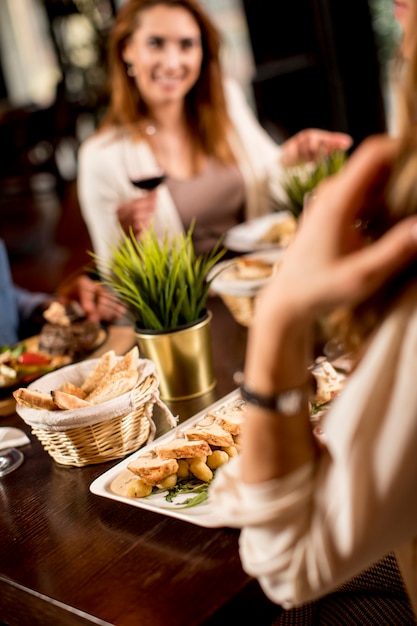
282, 150, 348, 217
95, 224, 226, 401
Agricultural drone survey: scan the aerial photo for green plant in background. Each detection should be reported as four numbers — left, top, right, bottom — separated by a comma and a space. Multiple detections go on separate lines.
95, 224, 226, 331
369, 0, 401, 83
282, 150, 348, 218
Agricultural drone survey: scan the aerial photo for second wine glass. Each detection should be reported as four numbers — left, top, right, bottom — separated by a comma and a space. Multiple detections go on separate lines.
0, 447, 24, 477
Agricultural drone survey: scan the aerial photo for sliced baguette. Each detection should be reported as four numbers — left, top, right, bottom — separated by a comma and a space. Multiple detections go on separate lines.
127, 455, 179, 486
86, 369, 139, 405
154, 438, 212, 460
59, 381, 86, 400
235, 257, 273, 280
13, 388, 58, 411
51, 390, 92, 410
108, 346, 139, 377
81, 350, 117, 395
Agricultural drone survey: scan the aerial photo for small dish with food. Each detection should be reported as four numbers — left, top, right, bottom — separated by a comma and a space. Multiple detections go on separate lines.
209, 249, 283, 296
224, 212, 297, 253
208, 250, 283, 326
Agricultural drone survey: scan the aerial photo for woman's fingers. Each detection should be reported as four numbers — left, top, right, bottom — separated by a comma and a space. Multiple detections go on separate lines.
281, 128, 353, 165
272, 136, 417, 314
117, 193, 157, 234
321, 136, 398, 222
317, 215, 417, 308
354, 215, 417, 290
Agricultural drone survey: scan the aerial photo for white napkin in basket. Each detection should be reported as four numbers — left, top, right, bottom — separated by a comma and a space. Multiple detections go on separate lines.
15, 357, 177, 434
0, 427, 30, 450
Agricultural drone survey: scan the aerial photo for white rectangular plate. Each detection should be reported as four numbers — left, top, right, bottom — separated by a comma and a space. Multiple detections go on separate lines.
90, 389, 241, 528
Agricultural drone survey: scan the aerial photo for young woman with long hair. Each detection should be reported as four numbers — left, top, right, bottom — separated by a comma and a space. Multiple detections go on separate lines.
77, 0, 351, 264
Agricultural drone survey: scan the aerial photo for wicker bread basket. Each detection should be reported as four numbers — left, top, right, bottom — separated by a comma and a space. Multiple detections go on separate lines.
219, 293, 255, 327
209, 250, 284, 327
15, 357, 176, 467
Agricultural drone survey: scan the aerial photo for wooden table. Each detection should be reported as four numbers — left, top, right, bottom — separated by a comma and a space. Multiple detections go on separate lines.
0, 297, 279, 626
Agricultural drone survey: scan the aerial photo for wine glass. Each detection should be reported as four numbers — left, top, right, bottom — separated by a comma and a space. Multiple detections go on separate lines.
130, 170, 166, 191
0, 447, 24, 477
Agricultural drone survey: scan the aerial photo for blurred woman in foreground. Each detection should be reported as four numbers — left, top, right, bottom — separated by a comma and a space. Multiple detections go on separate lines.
211, 0, 417, 620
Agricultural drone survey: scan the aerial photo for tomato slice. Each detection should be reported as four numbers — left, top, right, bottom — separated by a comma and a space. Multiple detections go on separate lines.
18, 352, 52, 366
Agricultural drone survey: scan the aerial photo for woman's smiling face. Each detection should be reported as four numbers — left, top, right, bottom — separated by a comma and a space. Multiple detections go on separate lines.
123, 5, 203, 110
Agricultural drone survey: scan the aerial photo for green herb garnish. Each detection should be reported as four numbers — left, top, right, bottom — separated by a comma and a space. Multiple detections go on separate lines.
0, 343, 26, 357
162, 479, 211, 509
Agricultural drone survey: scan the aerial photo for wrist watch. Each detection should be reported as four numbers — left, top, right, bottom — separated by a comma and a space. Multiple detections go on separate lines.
240, 379, 313, 417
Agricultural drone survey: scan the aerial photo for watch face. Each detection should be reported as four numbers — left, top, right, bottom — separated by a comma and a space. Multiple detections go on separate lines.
276, 389, 304, 416
241, 383, 312, 416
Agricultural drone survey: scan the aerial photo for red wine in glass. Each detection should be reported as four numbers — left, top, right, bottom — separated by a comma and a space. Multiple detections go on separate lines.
130, 173, 166, 190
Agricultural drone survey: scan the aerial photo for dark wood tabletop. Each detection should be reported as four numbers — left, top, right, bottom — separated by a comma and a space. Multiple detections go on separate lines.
0, 296, 279, 626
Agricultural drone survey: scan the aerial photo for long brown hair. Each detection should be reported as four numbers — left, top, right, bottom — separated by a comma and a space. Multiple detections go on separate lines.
100, 0, 235, 164
338, 20, 417, 354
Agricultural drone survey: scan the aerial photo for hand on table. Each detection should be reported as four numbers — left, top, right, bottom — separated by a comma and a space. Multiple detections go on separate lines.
57, 274, 126, 324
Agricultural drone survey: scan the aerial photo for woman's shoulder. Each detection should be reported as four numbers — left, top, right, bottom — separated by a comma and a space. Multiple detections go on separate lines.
222, 76, 248, 106
79, 126, 126, 156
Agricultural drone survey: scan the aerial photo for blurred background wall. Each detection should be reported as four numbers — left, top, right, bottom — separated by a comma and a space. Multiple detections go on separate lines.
0, 0, 400, 293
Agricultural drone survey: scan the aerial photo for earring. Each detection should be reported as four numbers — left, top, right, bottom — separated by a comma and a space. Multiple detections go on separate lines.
126, 64, 136, 77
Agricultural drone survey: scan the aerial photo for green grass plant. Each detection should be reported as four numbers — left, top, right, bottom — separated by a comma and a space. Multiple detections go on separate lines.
95, 224, 226, 331
282, 150, 348, 217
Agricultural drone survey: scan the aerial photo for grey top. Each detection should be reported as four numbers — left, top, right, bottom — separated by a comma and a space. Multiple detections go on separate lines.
166, 159, 245, 255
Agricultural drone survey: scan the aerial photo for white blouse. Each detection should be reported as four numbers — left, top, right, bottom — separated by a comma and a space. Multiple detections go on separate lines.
210, 283, 417, 615
77, 78, 287, 268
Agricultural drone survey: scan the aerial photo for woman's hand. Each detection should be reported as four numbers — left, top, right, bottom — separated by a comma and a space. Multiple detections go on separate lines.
117, 192, 157, 238
242, 134, 417, 483
247, 135, 417, 392
268, 135, 417, 319
281, 128, 353, 166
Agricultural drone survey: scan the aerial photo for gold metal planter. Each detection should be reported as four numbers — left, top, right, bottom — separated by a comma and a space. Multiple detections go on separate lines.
135, 311, 216, 401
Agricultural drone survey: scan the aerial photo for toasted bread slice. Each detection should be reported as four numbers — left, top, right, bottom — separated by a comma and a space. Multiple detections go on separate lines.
184, 419, 234, 447
312, 360, 345, 406
81, 350, 117, 395
13, 388, 58, 411
86, 369, 139, 405
108, 346, 139, 377
127, 455, 179, 486
258, 216, 297, 245
235, 257, 273, 280
59, 381, 86, 400
51, 390, 92, 410
154, 437, 212, 460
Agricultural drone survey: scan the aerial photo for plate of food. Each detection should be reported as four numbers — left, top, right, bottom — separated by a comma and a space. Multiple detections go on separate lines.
89, 358, 349, 527
0, 301, 107, 396
90, 389, 245, 528
208, 249, 284, 296
224, 211, 297, 253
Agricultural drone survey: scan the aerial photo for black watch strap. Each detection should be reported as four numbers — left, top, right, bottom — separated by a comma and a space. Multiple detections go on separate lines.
240, 380, 313, 416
